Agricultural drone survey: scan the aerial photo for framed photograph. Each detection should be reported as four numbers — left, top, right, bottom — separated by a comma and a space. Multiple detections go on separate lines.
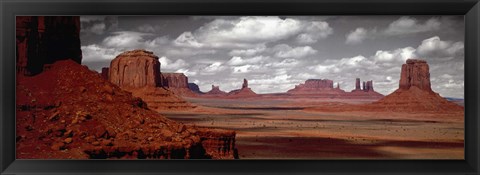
1, 0, 479, 174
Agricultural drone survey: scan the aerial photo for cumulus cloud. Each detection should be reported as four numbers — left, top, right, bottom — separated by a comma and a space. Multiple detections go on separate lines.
345, 16, 442, 44
345, 28, 368, 44
227, 56, 266, 66
273, 45, 318, 58
416, 36, 464, 61
158, 56, 189, 71
384, 17, 441, 35
295, 21, 333, 44
373, 47, 416, 64
201, 62, 227, 75
81, 44, 123, 62
174, 16, 332, 49
228, 45, 266, 56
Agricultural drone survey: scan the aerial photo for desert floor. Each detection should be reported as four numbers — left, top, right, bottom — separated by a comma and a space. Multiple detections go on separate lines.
162, 97, 464, 159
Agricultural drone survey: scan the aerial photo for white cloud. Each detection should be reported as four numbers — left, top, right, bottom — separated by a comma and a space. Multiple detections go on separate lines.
175, 68, 197, 76
384, 16, 441, 35
232, 64, 261, 74
274, 45, 318, 58
158, 56, 189, 71
345, 28, 368, 44
266, 58, 300, 68
174, 32, 204, 48
373, 47, 416, 63
344, 17, 442, 44
227, 56, 266, 66
295, 21, 333, 44
102, 31, 151, 48
416, 36, 464, 60
81, 44, 123, 62
202, 62, 226, 74
228, 45, 266, 56
174, 16, 332, 49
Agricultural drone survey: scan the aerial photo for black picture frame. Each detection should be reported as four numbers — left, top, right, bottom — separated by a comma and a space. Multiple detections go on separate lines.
1, 0, 479, 174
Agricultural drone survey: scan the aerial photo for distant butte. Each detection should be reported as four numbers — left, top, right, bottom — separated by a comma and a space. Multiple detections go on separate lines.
227, 79, 259, 98
311, 59, 463, 113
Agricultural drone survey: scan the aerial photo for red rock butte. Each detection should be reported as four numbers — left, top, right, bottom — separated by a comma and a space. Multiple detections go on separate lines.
284, 78, 383, 99
107, 49, 195, 111
399, 59, 431, 91
109, 50, 161, 88
371, 59, 463, 112
311, 59, 464, 113
160, 73, 198, 96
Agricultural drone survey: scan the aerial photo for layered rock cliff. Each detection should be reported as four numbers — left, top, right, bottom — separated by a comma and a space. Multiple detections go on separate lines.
161, 73, 188, 88
399, 59, 432, 91
107, 50, 195, 110
16, 16, 82, 75
109, 50, 161, 88
287, 79, 345, 95
160, 73, 197, 97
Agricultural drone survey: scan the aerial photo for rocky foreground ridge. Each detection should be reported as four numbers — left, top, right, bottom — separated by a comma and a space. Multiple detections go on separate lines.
16, 16, 237, 159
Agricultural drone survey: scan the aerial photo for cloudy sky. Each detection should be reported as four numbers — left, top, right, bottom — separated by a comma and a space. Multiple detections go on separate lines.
80, 16, 464, 98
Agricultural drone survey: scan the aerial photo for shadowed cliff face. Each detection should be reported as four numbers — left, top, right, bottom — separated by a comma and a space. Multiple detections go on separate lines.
16, 16, 82, 76
161, 73, 189, 88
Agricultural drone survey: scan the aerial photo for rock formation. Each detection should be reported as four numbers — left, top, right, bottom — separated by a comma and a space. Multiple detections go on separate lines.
311, 59, 463, 113
365, 81, 374, 92
160, 73, 197, 97
161, 73, 188, 88
109, 50, 161, 88
242, 78, 248, 89
227, 79, 258, 98
371, 59, 462, 112
285, 78, 383, 99
16, 60, 237, 159
188, 83, 203, 94
287, 79, 344, 95
205, 85, 228, 96
16, 16, 82, 76
399, 59, 432, 91
355, 78, 361, 90
100, 67, 109, 80
107, 50, 196, 110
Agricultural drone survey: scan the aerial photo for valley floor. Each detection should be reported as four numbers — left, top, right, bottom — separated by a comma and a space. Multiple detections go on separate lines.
162, 97, 464, 159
